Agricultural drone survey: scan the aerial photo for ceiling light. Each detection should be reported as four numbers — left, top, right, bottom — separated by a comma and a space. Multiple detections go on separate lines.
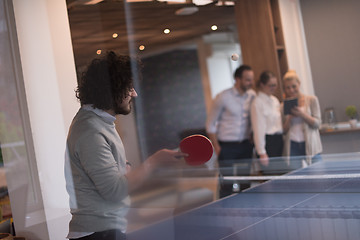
157, 0, 187, 3
163, 29, 171, 34
211, 25, 218, 31
127, 0, 152, 2
192, 0, 213, 6
112, 33, 118, 38
157, 0, 213, 5
130, 0, 220, 6
175, 6, 199, 15
215, 0, 235, 6
83, 0, 104, 5
67, 0, 104, 8
139, 45, 145, 51
96, 50, 102, 55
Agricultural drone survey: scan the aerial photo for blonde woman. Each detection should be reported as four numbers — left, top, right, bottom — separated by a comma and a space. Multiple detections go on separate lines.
282, 70, 322, 170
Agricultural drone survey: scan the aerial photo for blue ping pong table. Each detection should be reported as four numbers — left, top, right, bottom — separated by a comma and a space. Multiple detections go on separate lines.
127, 159, 360, 240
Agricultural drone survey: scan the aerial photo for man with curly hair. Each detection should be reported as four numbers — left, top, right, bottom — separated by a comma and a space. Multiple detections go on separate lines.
65, 51, 186, 240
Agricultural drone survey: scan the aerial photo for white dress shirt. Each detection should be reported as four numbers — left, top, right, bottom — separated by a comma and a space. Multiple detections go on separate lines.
251, 91, 283, 155
206, 87, 256, 142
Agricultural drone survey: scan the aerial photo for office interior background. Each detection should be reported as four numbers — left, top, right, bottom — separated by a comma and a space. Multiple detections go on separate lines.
0, 0, 360, 239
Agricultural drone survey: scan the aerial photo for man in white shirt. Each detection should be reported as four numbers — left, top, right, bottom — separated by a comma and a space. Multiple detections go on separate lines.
206, 65, 256, 197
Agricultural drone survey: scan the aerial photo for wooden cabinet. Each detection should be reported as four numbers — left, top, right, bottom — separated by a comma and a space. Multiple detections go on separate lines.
234, 0, 288, 100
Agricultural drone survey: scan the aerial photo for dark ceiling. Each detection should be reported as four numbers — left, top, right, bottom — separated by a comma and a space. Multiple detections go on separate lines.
66, 0, 236, 68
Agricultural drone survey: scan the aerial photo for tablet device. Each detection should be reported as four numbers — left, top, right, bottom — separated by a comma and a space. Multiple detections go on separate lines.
284, 98, 298, 115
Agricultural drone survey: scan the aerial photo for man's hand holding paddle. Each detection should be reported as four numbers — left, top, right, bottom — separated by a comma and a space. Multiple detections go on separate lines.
179, 135, 214, 166
126, 135, 213, 192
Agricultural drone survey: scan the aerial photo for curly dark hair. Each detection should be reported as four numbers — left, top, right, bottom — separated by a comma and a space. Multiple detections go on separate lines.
76, 51, 140, 110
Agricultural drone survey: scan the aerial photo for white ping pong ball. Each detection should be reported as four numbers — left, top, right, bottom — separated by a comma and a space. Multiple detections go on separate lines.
231, 53, 239, 61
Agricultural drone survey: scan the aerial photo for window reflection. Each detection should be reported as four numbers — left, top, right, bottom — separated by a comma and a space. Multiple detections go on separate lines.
0, 0, 39, 223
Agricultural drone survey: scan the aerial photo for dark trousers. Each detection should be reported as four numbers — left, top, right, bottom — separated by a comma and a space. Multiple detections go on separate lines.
70, 230, 126, 240
218, 140, 253, 198
265, 134, 283, 158
288, 141, 322, 171
260, 134, 287, 175
288, 140, 306, 170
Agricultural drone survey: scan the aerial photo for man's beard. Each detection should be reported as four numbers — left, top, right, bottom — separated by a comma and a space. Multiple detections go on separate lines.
114, 101, 132, 115
241, 84, 251, 92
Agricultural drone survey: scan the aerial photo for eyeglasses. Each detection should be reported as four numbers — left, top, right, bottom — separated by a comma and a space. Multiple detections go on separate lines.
266, 84, 277, 88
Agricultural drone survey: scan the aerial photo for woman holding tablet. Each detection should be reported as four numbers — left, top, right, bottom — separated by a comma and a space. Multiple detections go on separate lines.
282, 70, 322, 170
251, 71, 284, 173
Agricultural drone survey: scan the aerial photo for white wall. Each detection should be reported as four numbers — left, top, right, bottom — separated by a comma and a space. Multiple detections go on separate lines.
299, 0, 360, 122
203, 33, 241, 98
12, 0, 78, 239
206, 43, 241, 98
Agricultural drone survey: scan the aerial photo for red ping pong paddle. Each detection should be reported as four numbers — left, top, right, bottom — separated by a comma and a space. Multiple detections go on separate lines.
179, 134, 214, 166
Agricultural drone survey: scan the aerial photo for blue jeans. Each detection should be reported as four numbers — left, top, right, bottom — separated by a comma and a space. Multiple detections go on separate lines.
289, 141, 322, 170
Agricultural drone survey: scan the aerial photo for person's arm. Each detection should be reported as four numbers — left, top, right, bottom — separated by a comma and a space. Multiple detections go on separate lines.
205, 95, 223, 156
250, 97, 268, 166
76, 133, 187, 200
207, 132, 220, 157
126, 149, 187, 193
308, 96, 322, 128
283, 114, 293, 133
291, 96, 321, 129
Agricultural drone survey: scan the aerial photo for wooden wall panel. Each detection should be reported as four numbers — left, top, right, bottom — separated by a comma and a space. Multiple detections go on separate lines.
234, 0, 287, 99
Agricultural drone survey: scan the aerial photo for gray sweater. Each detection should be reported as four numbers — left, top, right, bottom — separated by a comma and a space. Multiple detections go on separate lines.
65, 108, 130, 233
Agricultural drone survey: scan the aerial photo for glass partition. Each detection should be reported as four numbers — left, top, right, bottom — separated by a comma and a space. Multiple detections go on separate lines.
0, 0, 42, 225
63, 1, 360, 237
